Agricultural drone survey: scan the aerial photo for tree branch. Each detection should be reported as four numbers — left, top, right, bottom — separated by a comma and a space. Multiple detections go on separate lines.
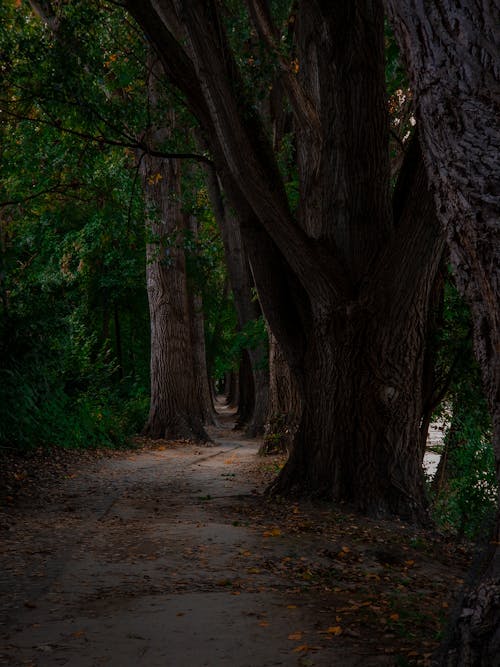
0, 104, 212, 165
0, 182, 79, 208
245, 0, 321, 149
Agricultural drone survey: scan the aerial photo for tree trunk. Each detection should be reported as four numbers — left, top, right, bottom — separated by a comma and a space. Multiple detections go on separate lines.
141, 154, 208, 442
271, 298, 434, 519
245, 359, 268, 437
384, 1, 500, 660
235, 350, 254, 429
186, 213, 216, 426
261, 330, 302, 455
225, 370, 239, 408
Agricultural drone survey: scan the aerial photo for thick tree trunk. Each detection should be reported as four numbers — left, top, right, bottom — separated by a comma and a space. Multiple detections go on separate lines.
141, 155, 208, 442
261, 331, 302, 455
271, 303, 432, 519
385, 1, 500, 661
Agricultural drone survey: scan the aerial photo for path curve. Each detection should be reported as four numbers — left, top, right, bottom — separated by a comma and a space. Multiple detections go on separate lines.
0, 414, 466, 667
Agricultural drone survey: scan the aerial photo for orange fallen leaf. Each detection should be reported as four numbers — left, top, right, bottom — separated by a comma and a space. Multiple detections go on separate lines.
292, 644, 309, 653
288, 632, 303, 641
389, 613, 399, 621
287, 605, 297, 609
263, 528, 282, 537
259, 621, 269, 627
327, 626, 343, 635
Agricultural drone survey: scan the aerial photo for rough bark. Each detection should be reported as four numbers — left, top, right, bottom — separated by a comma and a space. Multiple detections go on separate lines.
125, 0, 444, 519
260, 330, 302, 455
384, 1, 500, 661
141, 154, 208, 442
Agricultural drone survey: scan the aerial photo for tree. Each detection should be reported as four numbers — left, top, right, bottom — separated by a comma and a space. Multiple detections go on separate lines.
141, 150, 210, 441
139, 61, 211, 441
0, 2, 151, 449
384, 1, 500, 662
124, 0, 444, 518
20, 0, 215, 441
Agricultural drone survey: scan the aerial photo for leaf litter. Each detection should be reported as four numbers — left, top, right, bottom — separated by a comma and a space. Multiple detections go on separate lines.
0, 435, 472, 666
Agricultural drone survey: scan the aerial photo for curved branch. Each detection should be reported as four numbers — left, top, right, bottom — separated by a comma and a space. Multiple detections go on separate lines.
246, 0, 321, 147
0, 105, 213, 165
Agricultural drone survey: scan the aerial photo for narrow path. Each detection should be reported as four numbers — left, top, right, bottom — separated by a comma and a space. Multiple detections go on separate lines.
0, 414, 467, 667
0, 421, 344, 666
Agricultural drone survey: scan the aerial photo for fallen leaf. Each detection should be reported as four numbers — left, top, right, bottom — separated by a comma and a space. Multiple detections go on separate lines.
327, 626, 343, 635
293, 645, 309, 653
288, 632, 303, 641
263, 528, 282, 537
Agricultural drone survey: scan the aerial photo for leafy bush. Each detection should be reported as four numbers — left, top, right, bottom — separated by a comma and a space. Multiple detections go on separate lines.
431, 408, 496, 539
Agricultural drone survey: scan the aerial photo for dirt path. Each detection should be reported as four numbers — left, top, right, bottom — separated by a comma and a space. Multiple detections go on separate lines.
0, 414, 469, 667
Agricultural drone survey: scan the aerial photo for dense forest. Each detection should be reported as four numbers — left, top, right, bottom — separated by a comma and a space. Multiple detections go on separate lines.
0, 1, 498, 664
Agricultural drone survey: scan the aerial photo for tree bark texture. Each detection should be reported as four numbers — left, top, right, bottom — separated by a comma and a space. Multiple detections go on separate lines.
384, 1, 500, 661
261, 330, 302, 455
141, 154, 208, 442
125, 0, 444, 518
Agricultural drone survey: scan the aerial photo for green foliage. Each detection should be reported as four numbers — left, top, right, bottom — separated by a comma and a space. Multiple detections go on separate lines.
428, 279, 495, 538
431, 407, 496, 539
0, 1, 150, 451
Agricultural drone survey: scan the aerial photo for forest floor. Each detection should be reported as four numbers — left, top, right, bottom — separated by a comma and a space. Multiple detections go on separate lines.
0, 406, 471, 667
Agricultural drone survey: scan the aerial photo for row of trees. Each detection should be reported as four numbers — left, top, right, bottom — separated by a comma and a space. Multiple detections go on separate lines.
1, 1, 498, 663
